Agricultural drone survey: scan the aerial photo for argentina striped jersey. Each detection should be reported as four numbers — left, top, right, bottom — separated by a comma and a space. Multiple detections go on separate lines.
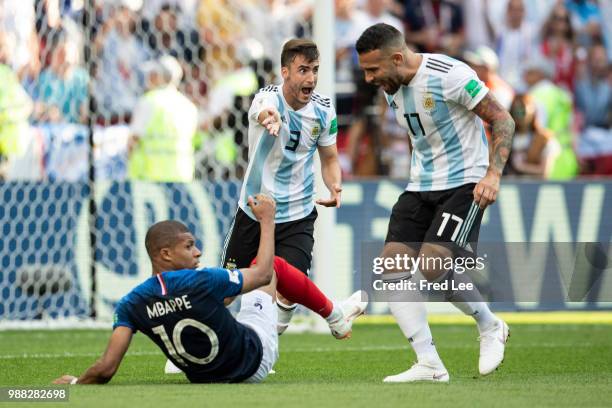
385, 54, 490, 191
239, 85, 337, 223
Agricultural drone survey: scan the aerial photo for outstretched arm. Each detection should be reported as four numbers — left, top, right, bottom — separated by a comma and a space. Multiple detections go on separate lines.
471, 92, 515, 209
257, 108, 282, 136
238, 194, 276, 293
53, 327, 133, 384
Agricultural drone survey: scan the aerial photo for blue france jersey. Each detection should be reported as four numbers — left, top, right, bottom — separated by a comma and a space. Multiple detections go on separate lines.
113, 268, 262, 383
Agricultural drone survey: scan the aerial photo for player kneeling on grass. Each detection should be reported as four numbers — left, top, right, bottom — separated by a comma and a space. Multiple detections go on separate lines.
53, 194, 366, 385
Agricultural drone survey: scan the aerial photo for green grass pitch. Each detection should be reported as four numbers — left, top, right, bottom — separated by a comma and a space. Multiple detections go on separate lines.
1, 323, 611, 408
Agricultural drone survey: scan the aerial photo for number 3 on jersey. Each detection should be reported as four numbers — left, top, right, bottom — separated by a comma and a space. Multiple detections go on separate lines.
285, 130, 300, 151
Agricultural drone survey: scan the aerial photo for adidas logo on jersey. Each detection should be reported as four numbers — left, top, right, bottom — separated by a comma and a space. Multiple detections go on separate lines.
311, 93, 331, 108
426, 58, 453, 74
259, 85, 279, 94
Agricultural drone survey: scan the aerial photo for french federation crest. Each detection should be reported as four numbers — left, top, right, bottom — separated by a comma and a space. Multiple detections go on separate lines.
423, 93, 436, 111
227, 269, 241, 284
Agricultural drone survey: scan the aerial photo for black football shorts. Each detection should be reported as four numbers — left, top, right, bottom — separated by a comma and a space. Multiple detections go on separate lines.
221, 207, 317, 275
385, 183, 483, 254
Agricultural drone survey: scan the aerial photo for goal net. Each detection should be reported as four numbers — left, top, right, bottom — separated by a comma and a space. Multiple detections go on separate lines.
0, 0, 318, 327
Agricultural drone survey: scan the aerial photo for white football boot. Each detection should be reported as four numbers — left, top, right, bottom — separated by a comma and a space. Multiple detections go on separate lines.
478, 318, 510, 375
328, 290, 368, 339
383, 359, 450, 383
164, 359, 183, 374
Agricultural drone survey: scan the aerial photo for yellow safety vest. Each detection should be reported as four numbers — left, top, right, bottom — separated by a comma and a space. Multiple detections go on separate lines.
0, 64, 32, 156
128, 87, 196, 182
529, 82, 579, 180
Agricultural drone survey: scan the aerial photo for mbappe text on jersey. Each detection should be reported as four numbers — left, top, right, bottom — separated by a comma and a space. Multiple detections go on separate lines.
146, 295, 192, 319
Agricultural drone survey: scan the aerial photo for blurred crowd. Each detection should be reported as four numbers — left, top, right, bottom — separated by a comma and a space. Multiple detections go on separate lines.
0, 0, 610, 182
335, 0, 612, 179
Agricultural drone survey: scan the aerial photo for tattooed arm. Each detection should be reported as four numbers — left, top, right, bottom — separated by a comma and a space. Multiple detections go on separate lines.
471, 93, 515, 209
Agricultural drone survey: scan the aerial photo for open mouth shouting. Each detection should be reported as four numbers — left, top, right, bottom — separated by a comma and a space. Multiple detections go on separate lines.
301, 86, 313, 98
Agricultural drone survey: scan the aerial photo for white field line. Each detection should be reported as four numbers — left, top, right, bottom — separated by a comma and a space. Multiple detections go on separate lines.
0, 342, 600, 360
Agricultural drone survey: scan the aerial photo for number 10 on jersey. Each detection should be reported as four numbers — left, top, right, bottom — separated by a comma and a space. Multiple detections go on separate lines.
152, 319, 219, 366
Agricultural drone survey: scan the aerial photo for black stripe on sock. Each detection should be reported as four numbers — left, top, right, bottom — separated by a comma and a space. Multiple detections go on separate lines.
277, 301, 298, 312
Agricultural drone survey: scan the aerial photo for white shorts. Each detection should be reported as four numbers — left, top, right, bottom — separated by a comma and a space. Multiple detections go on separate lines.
236, 290, 279, 383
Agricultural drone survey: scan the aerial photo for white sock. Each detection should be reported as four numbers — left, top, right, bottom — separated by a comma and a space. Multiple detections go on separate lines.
389, 301, 442, 364
451, 301, 497, 332
325, 304, 342, 323
443, 270, 497, 332
276, 299, 297, 326
384, 271, 443, 364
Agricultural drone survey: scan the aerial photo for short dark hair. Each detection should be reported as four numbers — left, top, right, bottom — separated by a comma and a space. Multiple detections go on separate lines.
356, 23, 405, 54
280, 39, 319, 67
145, 220, 190, 259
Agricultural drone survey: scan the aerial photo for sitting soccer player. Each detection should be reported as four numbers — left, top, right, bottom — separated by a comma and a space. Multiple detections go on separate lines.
53, 194, 366, 384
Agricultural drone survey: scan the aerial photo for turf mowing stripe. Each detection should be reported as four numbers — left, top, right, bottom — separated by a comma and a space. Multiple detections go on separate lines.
357, 312, 612, 325
1, 341, 605, 360
0, 351, 163, 360
3, 311, 611, 331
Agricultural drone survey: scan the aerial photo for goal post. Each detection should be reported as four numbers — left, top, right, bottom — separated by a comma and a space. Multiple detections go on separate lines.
0, 0, 339, 329
311, 0, 339, 333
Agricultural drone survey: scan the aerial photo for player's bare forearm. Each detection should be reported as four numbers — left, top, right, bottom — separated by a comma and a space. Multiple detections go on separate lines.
53, 359, 116, 385
317, 144, 342, 207
322, 154, 341, 192
241, 194, 276, 291
471, 93, 514, 209
489, 117, 515, 175
252, 195, 275, 274
472, 93, 515, 176
54, 327, 132, 385
76, 360, 117, 384
256, 219, 275, 276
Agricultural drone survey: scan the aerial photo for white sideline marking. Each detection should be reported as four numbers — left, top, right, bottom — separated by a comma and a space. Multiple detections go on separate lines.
282, 342, 596, 353
0, 350, 161, 360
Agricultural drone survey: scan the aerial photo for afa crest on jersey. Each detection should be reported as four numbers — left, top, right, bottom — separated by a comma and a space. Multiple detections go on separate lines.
422, 93, 436, 112
311, 125, 320, 138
